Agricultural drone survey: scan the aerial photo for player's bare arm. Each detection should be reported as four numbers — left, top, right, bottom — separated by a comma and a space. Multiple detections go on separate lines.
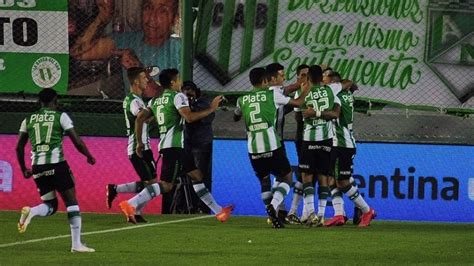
65, 128, 96, 165
135, 108, 153, 157
179, 96, 223, 123
287, 80, 310, 107
233, 107, 242, 122
303, 103, 341, 120
15, 132, 32, 178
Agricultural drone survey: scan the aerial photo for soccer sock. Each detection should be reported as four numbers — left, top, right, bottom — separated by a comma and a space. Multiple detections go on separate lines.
271, 181, 284, 212
330, 186, 345, 216
303, 182, 315, 214
129, 183, 162, 208
289, 181, 303, 215
193, 182, 222, 214
261, 191, 273, 206
271, 182, 290, 211
341, 185, 370, 213
30, 203, 52, 217
116, 182, 138, 193
67, 205, 82, 248
135, 201, 149, 215
317, 186, 329, 217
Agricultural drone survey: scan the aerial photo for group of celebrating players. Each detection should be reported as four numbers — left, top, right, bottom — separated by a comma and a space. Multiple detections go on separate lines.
234, 63, 376, 229
14, 62, 375, 253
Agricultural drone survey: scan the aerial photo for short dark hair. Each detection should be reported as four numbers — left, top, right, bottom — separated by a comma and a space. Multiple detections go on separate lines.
127, 67, 146, 84
142, 0, 179, 17
38, 88, 57, 104
265, 63, 284, 80
249, 67, 267, 86
182, 80, 201, 98
327, 71, 342, 82
308, 65, 323, 84
296, 64, 310, 75
159, 68, 179, 88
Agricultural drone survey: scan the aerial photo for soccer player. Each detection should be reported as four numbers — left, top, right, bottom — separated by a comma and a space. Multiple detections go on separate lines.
287, 64, 309, 224
299, 65, 344, 227
106, 67, 157, 223
234, 67, 309, 228
16, 88, 96, 252
323, 74, 376, 227
118, 69, 233, 223
265, 63, 300, 222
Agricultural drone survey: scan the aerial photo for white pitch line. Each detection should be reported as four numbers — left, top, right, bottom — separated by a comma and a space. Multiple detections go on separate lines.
0, 215, 213, 248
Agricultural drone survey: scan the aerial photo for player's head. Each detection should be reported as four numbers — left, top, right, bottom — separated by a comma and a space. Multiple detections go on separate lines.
296, 64, 309, 84
142, 0, 179, 46
308, 65, 323, 84
127, 67, 148, 94
159, 68, 181, 91
249, 67, 268, 87
266, 63, 285, 86
322, 70, 341, 85
38, 88, 58, 107
182, 80, 201, 103
342, 79, 358, 93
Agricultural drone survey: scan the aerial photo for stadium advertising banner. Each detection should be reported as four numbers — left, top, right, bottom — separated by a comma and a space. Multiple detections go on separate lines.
0, 135, 163, 214
194, 0, 474, 108
211, 140, 474, 223
0, 1, 69, 94
1, 135, 473, 222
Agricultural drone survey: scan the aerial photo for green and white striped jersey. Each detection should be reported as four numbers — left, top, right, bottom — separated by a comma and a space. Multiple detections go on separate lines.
302, 83, 341, 142
123, 93, 151, 156
237, 88, 290, 154
19, 108, 73, 165
148, 89, 188, 150
334, 89, 356, 148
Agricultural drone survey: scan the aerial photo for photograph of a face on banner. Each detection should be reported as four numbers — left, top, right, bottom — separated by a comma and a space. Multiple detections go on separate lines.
68, 0, 181, 99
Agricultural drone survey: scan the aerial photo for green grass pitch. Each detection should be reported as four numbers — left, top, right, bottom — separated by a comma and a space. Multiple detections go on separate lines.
0, 211, 473, 265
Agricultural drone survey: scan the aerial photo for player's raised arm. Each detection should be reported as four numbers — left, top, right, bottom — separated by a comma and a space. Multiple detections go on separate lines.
66, 128, 95, 165
179, 95, 223, 123
286, 80, 310, 107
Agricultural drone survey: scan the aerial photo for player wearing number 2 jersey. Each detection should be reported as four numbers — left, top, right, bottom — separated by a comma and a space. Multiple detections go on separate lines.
16, 88, 96, 252
234, 67, 309, 228
119, 68, 233, 224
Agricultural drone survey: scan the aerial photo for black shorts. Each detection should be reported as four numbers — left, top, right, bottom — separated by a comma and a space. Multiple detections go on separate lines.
248, 147, 292, 179
32, 161, 75, 200
330, 147, 356, 180
160, 148, 197, 183
299, 139, 333, 176
129, 149, 156, 181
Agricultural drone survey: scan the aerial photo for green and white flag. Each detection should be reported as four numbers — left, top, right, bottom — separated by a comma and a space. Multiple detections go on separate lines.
0, 1, 68, 94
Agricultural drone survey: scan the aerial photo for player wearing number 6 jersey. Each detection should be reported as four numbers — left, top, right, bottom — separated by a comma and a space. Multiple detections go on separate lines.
16, 88, 96, 252
119, 69, 234, 224
234, 67, 309, 228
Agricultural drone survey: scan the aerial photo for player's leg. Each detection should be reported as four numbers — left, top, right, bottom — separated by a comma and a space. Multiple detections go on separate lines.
56, 162, 94, 253
129, 149, 157, 222
287, 138, 304, 223
299, 141, 319, 226
313, 139, 333, 226
119, 148, 176, 224
18, 165, 60, 233
107, 150, 156, 209
336, 148, 376, 227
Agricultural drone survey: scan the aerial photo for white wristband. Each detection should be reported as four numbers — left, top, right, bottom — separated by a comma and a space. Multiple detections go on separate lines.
315, 110, 321, 118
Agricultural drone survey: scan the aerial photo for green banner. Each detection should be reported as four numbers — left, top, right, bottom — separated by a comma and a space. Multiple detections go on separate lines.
194, 0, 474, 108
0, 0, 69, 94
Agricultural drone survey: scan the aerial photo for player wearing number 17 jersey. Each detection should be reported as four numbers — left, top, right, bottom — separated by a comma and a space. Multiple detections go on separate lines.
119, 69, 233, 224
234, 67, 309, 228
16, 88, 95, 252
